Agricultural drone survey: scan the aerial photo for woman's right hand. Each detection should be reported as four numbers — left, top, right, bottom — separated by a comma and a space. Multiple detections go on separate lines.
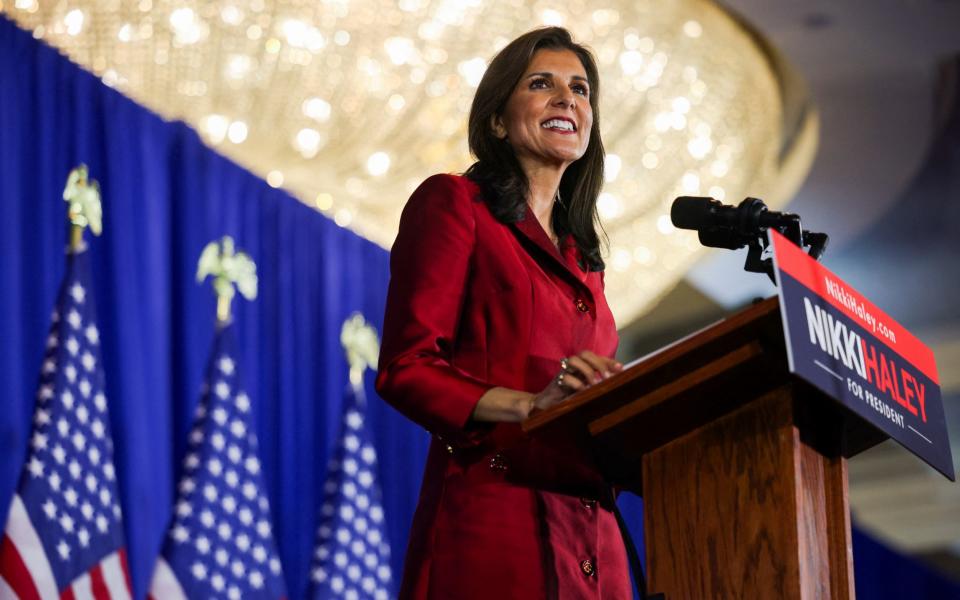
532, 350, 622, 413
471, 351, 623, 423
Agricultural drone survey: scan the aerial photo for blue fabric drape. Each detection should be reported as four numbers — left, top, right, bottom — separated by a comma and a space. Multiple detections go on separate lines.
0, 17, 428, 598
1, 15, 957, 599
852, 526, 960, 598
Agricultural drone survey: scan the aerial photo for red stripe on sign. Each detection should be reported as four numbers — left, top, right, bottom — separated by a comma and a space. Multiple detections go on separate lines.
118, 549, 132, 593
770, 230, 939, 384
89, 564, 110, 600
0, 533, 42, 600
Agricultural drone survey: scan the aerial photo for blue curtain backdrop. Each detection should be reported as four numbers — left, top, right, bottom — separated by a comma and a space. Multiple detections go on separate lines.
0, 16, 429, 598
1, 15, 957, 599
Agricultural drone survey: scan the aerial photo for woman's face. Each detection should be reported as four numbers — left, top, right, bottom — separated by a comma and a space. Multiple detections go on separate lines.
494, 48, 593, 173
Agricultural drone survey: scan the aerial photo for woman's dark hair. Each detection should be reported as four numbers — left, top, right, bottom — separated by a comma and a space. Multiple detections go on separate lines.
464, 27, 606, 271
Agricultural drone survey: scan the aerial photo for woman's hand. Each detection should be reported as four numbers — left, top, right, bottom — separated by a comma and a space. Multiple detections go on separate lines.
532, 350, 622, 413
470, 351, 622, 423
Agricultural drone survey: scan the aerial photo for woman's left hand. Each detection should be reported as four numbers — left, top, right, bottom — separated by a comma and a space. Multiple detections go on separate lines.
532, 350, 622, 412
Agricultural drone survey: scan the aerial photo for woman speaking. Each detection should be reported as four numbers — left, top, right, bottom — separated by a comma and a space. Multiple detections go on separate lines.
376, 27, 631, 599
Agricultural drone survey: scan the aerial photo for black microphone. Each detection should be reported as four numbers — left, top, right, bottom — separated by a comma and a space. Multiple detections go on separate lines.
670, 196, 799, 236
669, 196, 829, 282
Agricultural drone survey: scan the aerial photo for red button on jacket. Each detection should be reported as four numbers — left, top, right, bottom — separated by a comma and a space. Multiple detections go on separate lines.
376, 174, 630, 600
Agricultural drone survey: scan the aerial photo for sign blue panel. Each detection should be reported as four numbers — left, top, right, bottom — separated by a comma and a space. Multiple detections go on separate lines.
771, 231, 954, 480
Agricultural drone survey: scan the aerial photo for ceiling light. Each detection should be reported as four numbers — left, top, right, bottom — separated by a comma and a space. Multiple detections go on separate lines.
366, 152, 391, 177
266, 170, 284, 188
4, 0, 816, 324
228, 121, 248, 144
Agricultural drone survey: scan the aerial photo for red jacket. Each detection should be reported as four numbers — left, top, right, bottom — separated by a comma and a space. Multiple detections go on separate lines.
376, 174, 630, 599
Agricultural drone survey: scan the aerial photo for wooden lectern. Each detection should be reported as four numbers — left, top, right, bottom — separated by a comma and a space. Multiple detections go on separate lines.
523, 297, 885, 599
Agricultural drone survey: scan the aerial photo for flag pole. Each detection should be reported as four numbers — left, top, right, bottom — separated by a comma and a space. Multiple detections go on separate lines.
0, 165, 134, 598
340, 312, 380, 392
196, 235, 258, 325
69, 223, 83, 252
150, 238, 285, 599
217, 292, 231, 324
308, 315, 393, 599
62, 164, 102, 253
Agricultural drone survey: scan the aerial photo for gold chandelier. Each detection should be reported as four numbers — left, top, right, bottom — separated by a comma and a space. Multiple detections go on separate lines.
2, 0, 816, 324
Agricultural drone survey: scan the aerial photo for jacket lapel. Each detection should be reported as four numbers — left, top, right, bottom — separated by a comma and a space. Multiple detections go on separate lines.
510, 207, 594, 299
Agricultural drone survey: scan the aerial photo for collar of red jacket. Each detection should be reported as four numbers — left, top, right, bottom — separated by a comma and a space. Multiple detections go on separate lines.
511, 205, 595, 301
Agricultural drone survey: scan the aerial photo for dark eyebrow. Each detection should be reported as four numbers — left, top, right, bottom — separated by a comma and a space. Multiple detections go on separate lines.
525, 71, 590, 84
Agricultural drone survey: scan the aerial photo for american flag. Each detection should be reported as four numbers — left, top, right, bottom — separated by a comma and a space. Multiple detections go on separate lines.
0, 250, 133, 599
308, 380, 392, 600
148, 324, 287, 600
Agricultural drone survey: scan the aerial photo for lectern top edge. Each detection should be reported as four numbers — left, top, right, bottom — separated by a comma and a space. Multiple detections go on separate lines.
522, 296, 783, 434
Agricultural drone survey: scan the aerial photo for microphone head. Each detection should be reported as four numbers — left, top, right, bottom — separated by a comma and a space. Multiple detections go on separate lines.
671, 196, 723, 230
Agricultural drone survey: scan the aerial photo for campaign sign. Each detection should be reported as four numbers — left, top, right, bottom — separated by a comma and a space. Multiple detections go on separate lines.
770, 230, 954, 480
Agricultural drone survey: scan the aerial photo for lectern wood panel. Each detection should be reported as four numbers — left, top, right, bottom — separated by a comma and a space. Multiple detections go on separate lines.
642, 387, 853, 599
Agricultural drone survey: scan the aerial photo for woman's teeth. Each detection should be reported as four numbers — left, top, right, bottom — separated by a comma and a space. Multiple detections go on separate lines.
542, 119, 574, 131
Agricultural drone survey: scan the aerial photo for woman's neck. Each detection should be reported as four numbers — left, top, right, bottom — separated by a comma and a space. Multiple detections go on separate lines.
523, 164, 565, 242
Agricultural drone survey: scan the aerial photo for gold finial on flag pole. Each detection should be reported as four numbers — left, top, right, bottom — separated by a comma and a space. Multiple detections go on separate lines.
196, 236, 258, 324
62, 164, 102, 252
340, 313, 380, 388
